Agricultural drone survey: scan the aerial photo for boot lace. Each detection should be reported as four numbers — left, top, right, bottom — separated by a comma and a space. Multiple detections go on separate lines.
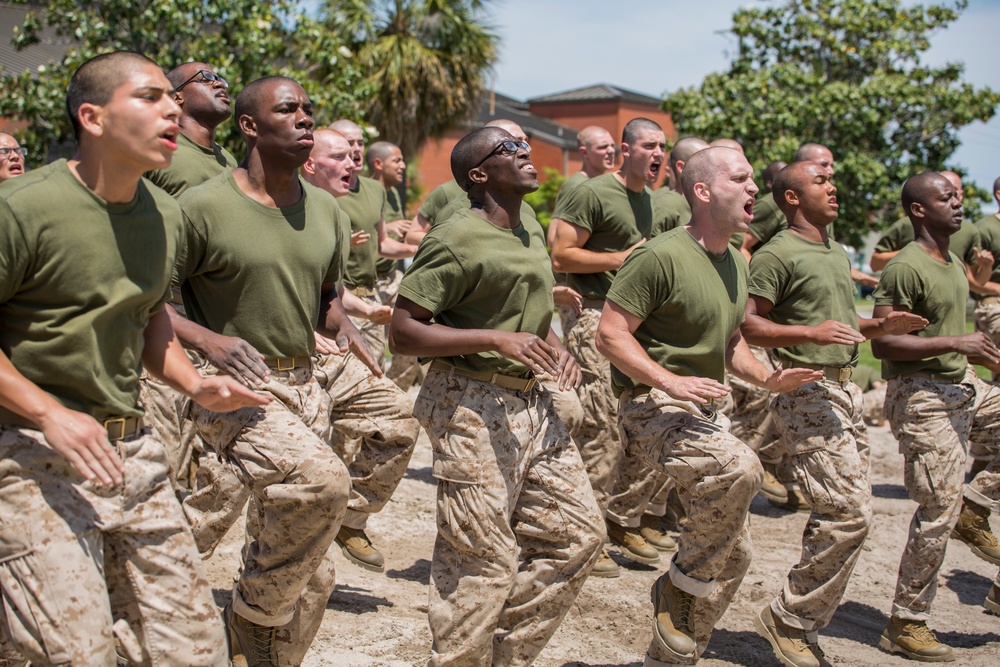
248, 623, 276, 664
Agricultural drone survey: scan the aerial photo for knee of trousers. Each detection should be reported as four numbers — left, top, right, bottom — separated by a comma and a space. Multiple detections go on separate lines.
722, 445, 765, 501
298, 455, 352, 509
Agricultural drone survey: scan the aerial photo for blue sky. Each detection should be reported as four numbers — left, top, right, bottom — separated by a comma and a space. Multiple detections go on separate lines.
489, 0, 999, 201
302, 0, 999, 200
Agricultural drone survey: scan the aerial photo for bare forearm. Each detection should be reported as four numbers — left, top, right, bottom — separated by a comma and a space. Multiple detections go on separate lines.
142, 309, 203, 396
595, 325, 671, 391
741, 314, 816, 348
551, 246, 626, 274
725, 335, 771, 387
869, 251, 896, 272
0, 352, 64, 425
378, 236, 418, 259
871, 334, 964, 361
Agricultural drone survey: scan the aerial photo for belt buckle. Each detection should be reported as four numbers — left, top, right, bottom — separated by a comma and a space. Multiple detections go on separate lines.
277, 357, 295, 371
838, 367, 851, 383
522, 377, 537, 393
104, 417, 126, 441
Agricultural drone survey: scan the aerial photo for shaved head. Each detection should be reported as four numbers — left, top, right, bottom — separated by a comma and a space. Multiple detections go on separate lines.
452, 126, 511, 191
483, 118, 526, 143
940, 170, 962, 198
622, 118, 662, 146
710, 138, 743, 154
166, 61, 207, 89
669, 136, 709, 170
771, 162, 812, 215
67, 51, 159, 140
762, 160, 788, 190
681, 147, 734, 205
311, 127, 347, 153
993, 175, 1000, 201
578, 125, 611, 149
234, 75, 298, 126
366, 140, 400, 172
329, 118, 362, 136
902, 171, 950, 219
793, 143, 830, 163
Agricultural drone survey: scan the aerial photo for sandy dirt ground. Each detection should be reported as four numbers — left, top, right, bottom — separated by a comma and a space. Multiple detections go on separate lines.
203, 411, 1000, 667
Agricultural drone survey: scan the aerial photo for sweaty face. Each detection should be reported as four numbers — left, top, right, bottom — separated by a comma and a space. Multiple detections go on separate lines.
0, 135, 25, 182
707, 152, 759, 234
582, 131, 616, 173
942, 172, 964, 205
176, 63, 230, 124
337, 124, 365, 171
97, 62, 181, 173
803, 147, 835, 179
308, 135, 355, 198
382, 147, 406, 188
625, 129, 666, 185
792, 163, 838, 227
477, 131, 538, 196
249, 80, 315, 167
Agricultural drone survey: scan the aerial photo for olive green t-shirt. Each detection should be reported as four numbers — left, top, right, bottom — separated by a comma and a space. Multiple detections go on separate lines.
176, 171, 346, 359
872, 242, 968, 380
874, 216, 980, 266
974, 212, 1000, 285
435, 196, 537, 229
607, 227, 748, 395
552, 172, 652, 299
339, 176, 387, 288
398, 207, 553, 376
418, 179, 464, 225
748, 230, 860, 368
555, 170, 589, 207
145, 132, 238, 197
748, 192, 786, 247
0, 160, 183, 422
376, 185, 405, 277
650, 187, 691, 237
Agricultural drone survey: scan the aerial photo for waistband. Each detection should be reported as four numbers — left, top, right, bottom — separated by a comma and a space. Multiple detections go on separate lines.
428, 359, 537, 393
262, 356, 313, 372
3, 414, 145, 442
348, 285, 378, 298
895, 371, 966, 384
786, 360, 853, 384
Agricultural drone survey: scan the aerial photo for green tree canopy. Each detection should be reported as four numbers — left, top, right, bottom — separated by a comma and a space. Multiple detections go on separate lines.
321, 0, 498, 157
2, 0, 372, 162
663, 0, 999, 245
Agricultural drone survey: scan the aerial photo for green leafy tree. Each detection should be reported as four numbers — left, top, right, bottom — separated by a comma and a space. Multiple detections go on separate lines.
524, 167, 565, 233
2, 0, 372, 162
663, 0, 999, 245
321, 0, 498, 158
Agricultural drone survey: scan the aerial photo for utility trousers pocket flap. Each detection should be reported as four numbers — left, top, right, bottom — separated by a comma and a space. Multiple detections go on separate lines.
432, 454, 482, 484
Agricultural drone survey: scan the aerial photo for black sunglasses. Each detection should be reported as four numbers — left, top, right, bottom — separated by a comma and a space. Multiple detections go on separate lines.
175, 70, 229, 92
471, 140, 531, 171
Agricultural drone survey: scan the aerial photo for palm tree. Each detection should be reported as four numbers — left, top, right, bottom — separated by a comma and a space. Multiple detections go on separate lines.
321, 0, 498, 157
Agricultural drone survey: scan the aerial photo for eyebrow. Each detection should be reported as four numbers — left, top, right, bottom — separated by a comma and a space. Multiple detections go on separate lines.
135, 86, 168, 95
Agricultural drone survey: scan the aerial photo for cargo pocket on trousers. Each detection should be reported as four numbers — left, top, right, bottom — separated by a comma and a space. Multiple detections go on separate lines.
432, 453, 494, 558
0, 525, 71, 664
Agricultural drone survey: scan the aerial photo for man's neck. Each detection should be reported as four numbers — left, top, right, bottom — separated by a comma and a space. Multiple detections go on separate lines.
787, 212, 829, 243
472, 190, 522, 230
67, 151, 141, 204
178, 116, 218, 149
686, 214, 733, 256
614, 165, 645, 194
235, 153, 303, 208
915, 228, 952, 263
582, 163, 604, 179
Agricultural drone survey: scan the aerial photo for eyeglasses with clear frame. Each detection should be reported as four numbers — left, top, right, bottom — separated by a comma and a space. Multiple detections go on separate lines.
0, 147, 27, 158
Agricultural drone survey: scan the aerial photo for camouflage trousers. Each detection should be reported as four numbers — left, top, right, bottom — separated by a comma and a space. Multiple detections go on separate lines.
0, 426, 226, 666
862, 383, 886, 425
138, 355, 206, 492
187, 363, 350, 630
974, 300, 1000, 382
378, 269, 423, 390
416, 369, 604, 667
567, 307, 663, 525
885, 367, 1000, 620
728, 346, 794, 481
767, 378, 873, 631
348, 289, 387, 370
617, 389, 762, 664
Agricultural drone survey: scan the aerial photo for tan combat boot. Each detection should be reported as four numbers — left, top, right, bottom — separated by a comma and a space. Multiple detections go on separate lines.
759, 463, 789, 504
951, 499, 1000, 565
879, 617, 954, 662
649, 574, 697, 660
753, 605, 819, 667
226, 603, 278, 667
336, 525, 386, 572
606, 519, 660, 564
590, 549, 620, 578
984, 583, 1000, 615
639, 514, 678, 552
